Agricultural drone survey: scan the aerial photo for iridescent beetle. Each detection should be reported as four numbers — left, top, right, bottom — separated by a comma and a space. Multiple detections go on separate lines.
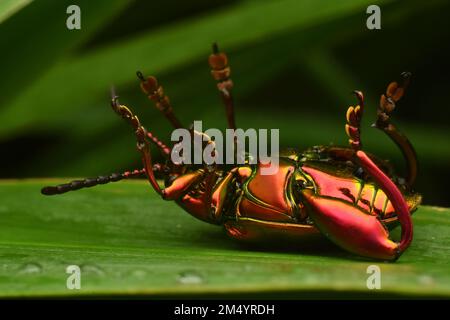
42, 44, 421, 261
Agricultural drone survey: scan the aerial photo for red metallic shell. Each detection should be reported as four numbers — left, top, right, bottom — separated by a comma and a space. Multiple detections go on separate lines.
238, 159, 297, 222
220, 147, 421, 252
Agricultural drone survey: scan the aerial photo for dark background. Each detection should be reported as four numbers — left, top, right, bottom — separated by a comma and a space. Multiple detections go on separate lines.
1, 0, 449, 206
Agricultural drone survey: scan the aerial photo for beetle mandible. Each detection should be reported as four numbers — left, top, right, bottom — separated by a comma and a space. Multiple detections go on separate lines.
42, 43, 421, 261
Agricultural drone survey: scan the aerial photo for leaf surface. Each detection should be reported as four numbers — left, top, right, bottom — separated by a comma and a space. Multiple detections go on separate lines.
0, 180, 449, 298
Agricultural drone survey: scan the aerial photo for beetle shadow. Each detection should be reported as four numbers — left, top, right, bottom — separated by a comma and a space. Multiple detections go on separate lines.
182, 225, 382, 262
231, 238, 354, 260
188, 228, 369, 261
239, 241, 385, 262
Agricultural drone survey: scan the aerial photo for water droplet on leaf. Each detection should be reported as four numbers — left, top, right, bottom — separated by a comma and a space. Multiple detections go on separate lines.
131, 269, 147, 278
18, 263, 42, 274
80, 264, 105, 276
418, 275, 434, 286
177, 271, 204, 285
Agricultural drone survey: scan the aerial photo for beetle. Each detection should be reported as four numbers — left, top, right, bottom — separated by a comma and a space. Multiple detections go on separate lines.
42, 43, 421, 261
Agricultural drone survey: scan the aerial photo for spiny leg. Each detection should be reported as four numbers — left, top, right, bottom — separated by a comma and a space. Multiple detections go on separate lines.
302, 91, 413, 260
136, 71, 183, 129
111, 96, 209, 202
111, 95, 163, 195
374, 72, 418, 186
346, 90, 412, 258
41, 89, 170, 196
208, 43, 236, 130
302, 190, 399, 260
355, 150, 413, 255
111, 86, 171, 157
146, 131, 171, 157
345, 90, 365, 150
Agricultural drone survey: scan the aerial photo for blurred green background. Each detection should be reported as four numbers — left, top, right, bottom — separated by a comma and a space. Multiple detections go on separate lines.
1, 0, 449, 206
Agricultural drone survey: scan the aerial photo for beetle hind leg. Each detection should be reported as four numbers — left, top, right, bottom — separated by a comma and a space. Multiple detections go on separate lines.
301, 190, 400, 260
323, 91, 414, 260
373, 72, 418, 187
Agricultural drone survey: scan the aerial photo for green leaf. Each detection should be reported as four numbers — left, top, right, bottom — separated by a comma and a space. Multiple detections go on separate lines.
0, 0, 130, 117
0, 180, 449, 298
0, 0, 389, 138
0, 0, 33, 24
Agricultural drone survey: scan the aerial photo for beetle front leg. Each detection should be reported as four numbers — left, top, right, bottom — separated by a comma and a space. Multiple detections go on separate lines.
162, 170, 205, 200
111, 96, 163, 195
211, 166, 252, 221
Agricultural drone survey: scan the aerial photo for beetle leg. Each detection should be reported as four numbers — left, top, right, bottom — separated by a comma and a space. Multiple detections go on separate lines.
209, 167, 245, 219
355, 150, 413, 255
301, 189, 399, 260
136, 71, 183, 129
111, 95, 163, 195
145, 131, 171, 157
345, 90, 365, 150
373, 72, 418, 186
209, 43, 236, 130
162, 169, 206, 200
110, 87, 171, 157
211, 169, 237, 220
323, 92, 414, 260
224, 216, 321, 243
201, 168, 219, 208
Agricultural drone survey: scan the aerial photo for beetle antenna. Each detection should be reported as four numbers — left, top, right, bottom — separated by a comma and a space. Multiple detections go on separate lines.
41, 169, 146, 196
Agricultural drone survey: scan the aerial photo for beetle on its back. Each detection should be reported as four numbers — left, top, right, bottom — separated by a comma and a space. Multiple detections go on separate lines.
42, 44, 421, 261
